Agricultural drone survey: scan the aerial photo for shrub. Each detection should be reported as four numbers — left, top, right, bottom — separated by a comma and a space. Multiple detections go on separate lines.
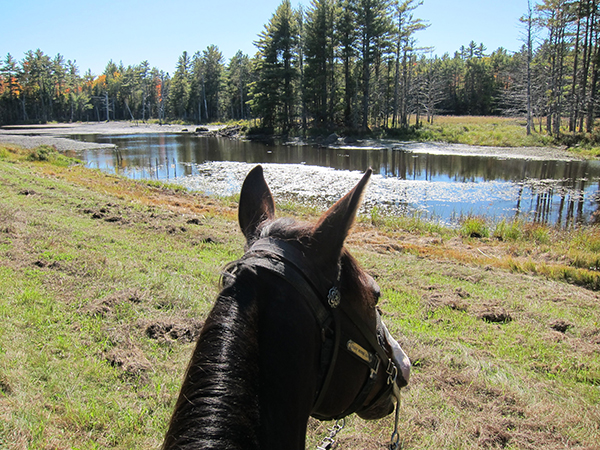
460, 216, 489, 238
493, 219, 523, 241
28, 145, 56, 161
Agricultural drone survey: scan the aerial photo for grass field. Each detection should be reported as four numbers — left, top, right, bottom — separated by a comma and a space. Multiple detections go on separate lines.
377, 115, 600, 159
0, 144, 599, 449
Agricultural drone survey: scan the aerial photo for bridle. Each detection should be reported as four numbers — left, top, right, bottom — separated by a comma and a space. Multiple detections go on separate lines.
231, 237, 404, 447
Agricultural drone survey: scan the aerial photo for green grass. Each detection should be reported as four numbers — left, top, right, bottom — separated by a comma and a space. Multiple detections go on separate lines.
417, 117, 556, 148
459, 216, 490, 238
366, 206, 451, 237
378, 115, 600, 159
1, 144, 599, 448
0, 153, 242, 448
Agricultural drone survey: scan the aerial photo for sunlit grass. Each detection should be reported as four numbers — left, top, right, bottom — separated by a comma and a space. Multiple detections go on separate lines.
366, 206, 451, 237
1, 148, 599, 448
376, 115, 600, 157
0, 143, 82, 166
416, 116, 556, 148
459, 215, 490, 238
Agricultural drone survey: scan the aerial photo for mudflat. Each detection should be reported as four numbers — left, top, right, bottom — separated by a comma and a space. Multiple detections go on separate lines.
0, 121, 221, 152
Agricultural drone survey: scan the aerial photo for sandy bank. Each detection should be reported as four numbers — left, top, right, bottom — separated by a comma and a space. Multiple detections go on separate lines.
0, 121, 223, 152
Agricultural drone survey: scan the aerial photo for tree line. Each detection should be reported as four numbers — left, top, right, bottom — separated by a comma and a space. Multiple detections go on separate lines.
1, 0, 600, 138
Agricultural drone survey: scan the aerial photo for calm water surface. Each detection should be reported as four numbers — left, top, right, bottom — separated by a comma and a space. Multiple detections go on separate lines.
72, 133, 600, 226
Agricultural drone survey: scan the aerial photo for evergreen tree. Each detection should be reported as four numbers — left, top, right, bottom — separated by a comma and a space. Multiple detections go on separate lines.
336, 0, 359, 128
355, 0, 393, 130
169, 51, 191, 120
0, 54, 21, 124
304, 0, 336, 127
200, 45, 225, 122
252, 0, 299, 132
226, 50, 252, 120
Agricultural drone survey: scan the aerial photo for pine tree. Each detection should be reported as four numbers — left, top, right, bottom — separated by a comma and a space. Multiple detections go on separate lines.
336, 0, 359, 128
0, 54, 21, 124
169, 51, 191, 120
355, 0, 393, 130
227, 51, 251, 120
304, 0, 336, 127
201, 45, 225, 122
252, 0, 299, 132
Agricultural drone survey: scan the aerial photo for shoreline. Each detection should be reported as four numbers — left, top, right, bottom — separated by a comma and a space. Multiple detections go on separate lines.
0, 120, 582, 161
0, 121, 223, 152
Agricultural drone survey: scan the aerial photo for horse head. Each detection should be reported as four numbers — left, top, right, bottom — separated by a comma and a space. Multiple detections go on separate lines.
164, 165, 410, 450
238, 165, 410, 420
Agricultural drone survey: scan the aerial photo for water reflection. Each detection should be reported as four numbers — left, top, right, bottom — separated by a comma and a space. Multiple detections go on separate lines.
72, 133, 600, 226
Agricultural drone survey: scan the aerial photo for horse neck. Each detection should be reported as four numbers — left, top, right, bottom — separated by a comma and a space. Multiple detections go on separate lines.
163, 278, 261, 450
163, 266, 318, 450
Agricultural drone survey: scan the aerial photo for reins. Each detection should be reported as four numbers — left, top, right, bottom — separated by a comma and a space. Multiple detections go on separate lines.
234, 237, 403, 449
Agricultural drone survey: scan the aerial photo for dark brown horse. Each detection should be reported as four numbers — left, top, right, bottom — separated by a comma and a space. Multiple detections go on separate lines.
162, 166, 410, 450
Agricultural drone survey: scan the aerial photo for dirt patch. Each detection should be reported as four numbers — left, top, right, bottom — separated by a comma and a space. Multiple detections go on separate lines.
549, 319, 572, 333
476, 307, 513, 324
82, 288, 144, 316
106, 342, 151, 377
143, 318, 203, 344
82, 204, 128, 224
0, 375, 12, 396
425, 290, 469, 312
472, 421, 512, 448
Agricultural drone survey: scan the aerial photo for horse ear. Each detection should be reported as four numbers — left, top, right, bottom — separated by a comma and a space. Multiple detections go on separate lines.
312, 168, 372, 262
238, 165, 275, 241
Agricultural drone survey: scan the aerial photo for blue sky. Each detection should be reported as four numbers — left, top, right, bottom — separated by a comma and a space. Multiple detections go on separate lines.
1, 0, 530, 76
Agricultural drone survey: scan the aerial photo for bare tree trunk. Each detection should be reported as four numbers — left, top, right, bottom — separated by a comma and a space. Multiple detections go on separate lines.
362, 35, 371, 131
570, 2, 583, 133
392, 9, 402, 128
526, 0, 534, 135
586, 38, 600, 132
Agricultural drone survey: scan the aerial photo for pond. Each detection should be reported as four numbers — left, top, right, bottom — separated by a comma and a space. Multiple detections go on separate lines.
72, 133, 600, 227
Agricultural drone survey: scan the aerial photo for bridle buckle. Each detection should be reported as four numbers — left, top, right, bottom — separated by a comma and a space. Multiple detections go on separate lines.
369, 356, 380, 379
327, 287, 341, 308
386, 359, 398, 385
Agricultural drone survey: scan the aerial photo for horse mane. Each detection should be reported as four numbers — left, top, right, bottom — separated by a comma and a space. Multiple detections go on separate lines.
162, 265, 261, 450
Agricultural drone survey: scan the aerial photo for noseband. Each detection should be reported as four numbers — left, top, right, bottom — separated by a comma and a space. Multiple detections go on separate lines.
231, 237, 400, 421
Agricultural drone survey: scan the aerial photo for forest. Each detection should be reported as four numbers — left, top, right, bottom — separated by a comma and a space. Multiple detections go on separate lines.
1, 0, 600, 139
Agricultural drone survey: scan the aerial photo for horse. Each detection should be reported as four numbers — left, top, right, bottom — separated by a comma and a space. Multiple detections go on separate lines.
162, 165, 411, 450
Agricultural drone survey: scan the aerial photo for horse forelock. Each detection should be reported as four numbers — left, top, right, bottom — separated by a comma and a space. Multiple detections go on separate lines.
258, 217, 312, 243
253, 217, 376, 313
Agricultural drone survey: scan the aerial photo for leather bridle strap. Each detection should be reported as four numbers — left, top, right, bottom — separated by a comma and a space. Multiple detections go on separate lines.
239, 239, 342, 412
332, 308, 397, 418
237, 237, 398, 420
241, 238, 333, 325
340, 303, 395, 382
